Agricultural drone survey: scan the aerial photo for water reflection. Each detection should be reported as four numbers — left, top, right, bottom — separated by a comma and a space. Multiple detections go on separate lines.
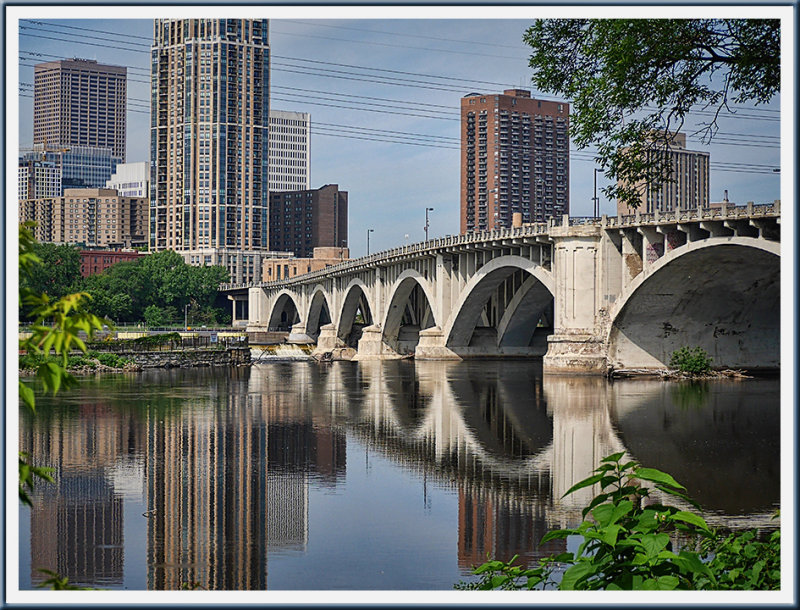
19, 362, 779, 590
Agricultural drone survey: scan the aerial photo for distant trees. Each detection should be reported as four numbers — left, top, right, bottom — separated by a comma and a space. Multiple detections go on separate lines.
19, 243, 82, 315
81, 250, 230, 325
19, 243, 232, 326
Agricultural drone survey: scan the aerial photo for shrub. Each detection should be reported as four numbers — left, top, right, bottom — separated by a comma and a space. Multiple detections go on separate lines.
670, 347, 713, 375
457, 453, 779, 591
95, 352, 132, 368
67, 355, 96, 369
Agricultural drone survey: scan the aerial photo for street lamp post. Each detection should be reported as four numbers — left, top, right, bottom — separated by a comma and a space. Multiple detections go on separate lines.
424, 207, 434, 241
184, 303, 190, 331
592, 168, 603, 219
366, 228, 374, 255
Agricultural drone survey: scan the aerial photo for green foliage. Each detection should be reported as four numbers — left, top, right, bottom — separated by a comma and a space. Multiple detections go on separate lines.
81, 250, 229, 324
696, 527, 780, 590
19, 240, 82, 317
95, 352, 132, 368
523, 19, 780, 209
670, 347, 713, 375
36, 569, 97, 590
18, 452, 54, 508
144, 304, 169, 327
459, 453, 780, 591
128, 332, 182, 348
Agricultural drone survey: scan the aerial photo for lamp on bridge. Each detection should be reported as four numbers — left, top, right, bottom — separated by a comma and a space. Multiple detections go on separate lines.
425, 207, 434, 241
593, 168, 603, 219
366, 228, 374, 255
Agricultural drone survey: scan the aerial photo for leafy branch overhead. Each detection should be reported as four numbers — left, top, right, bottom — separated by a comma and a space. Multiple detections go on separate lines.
523, 19, 780, 208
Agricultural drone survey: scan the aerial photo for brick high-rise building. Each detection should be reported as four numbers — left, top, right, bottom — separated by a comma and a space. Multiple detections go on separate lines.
460, 90, 569, 233
150, 19, 270, 282
269, 109, 311, 192
616, 132, 710, 215
33, 58, 127, 161
269, 184, 348, 258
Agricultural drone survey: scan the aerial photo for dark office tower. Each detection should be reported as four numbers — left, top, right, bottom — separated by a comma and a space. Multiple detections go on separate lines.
460, 89, 569, 233
150, 19, 270, 282
269, 184, 348, 258
33, 58, 127, 161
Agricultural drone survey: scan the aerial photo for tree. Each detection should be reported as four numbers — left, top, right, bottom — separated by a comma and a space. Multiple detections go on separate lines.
81, 250, 230, 324
19, 242, 82, 317
523, 19, 780, 209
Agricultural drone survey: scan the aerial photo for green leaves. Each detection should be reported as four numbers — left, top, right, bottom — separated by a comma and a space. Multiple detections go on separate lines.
670, 347, 713, 375
523, 19, 779, 209
36, 569, 97, 590
463, 453, 779, 591
19, 452, 55, 507
634, 467, 685, 491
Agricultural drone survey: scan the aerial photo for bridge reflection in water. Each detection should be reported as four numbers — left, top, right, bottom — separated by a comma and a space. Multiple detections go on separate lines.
20, 363, 779, 590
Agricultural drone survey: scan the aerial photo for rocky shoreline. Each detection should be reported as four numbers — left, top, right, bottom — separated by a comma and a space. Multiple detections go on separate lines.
608, 368, 752, 380
20, 358, 143, 377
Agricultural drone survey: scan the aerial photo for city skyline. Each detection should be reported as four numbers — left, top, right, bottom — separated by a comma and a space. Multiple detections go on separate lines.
13, 9, 784, 258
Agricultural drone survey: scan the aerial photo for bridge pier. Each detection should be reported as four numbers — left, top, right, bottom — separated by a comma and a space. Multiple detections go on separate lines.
415, 326, 461, 360
314, 323, 341, 352
543, 222, 609, 375
352, 324, 404, 360
287, 322, 314, 344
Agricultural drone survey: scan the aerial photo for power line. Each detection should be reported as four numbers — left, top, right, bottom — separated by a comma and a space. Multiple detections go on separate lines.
270, 96, 456, 121
18, 21, 781, 119
23, 19, 153, 41
17, 94, 778, 174
280, 19, 528, 51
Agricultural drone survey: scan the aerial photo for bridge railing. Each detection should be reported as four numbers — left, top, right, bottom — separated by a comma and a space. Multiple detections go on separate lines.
219, 202, 780, 292
603, 202, 779, 228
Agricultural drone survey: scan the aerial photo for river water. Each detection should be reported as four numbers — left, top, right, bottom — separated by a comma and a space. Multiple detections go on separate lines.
18, 361, 780, 591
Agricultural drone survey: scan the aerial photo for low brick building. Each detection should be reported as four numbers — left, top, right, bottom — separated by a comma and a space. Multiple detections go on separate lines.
80, 249, 147, 277
262, 247, 349, 282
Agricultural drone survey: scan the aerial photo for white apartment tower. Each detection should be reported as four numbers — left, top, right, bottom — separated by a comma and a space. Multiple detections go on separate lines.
150, 19, 270, 282
268, 109, 311, 192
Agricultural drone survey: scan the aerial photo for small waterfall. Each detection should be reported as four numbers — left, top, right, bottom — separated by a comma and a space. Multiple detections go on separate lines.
251, 344, 313, 361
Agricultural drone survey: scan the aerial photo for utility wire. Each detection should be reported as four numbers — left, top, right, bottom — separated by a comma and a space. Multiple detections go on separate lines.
19, 21, 781, 119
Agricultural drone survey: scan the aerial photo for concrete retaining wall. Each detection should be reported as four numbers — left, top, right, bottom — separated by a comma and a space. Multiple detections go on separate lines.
115, 347, 250, 369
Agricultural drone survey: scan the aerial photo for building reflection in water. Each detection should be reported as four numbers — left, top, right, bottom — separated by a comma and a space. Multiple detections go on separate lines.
20, 361, 779, 589
145, 365, 347, 590
21, 397, 143, 588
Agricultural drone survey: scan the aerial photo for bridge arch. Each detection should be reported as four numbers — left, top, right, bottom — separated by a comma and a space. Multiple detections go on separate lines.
337, 279, 375, 347
607, 237, 780, 370
267, 290, 302, 331
305, 286, 333, 341
382, 270, 438, 354
444, 255, 555, 353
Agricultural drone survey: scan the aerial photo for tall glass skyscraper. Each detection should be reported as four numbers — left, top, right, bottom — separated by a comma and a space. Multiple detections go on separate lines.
150, 19, 270, 282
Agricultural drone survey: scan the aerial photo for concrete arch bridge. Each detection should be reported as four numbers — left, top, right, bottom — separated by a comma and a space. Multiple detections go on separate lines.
225, 203, 780, 374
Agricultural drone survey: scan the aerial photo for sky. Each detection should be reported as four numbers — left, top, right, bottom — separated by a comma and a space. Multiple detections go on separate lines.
12, 6, 787, 257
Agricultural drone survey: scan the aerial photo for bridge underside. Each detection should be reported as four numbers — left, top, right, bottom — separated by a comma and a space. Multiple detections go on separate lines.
608, 245, 780, 371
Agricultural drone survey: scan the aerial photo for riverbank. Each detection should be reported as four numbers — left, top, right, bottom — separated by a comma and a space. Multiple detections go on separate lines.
609, 368, 753, 380
19, 346, 251, 375
19, 356, 142, 377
